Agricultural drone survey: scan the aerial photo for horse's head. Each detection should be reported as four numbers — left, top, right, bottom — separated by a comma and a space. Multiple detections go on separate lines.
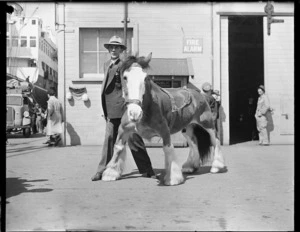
120, 52, 152, 123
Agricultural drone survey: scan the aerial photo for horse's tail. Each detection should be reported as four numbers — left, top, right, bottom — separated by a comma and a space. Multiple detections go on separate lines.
191, 123, 212, 164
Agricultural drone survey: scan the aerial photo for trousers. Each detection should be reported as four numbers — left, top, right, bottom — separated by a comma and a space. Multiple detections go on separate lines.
96, 118, 153, 174
255, 114, 269, 144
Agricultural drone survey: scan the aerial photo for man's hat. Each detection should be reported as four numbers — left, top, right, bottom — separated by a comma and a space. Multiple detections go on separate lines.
202, 82, 212, 92
104, 36, 127, 50
213, 90, 220, 96
258, 85, 265, 92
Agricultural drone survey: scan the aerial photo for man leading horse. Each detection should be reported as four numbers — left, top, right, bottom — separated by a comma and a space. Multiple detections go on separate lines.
91, 36, 157, 181
101, 52, 226, 186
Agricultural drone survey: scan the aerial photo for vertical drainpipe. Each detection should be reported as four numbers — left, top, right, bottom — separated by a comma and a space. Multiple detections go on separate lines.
56, 3, 66, 146
211, 2, 214, 88
124, 2, 128, 51
62, 3, 66, 146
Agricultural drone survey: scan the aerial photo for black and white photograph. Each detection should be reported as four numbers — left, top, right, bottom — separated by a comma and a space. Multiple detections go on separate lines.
5, 1, 294, 231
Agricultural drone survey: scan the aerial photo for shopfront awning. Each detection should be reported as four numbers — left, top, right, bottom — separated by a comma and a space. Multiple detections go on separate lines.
146, 58, 194, 77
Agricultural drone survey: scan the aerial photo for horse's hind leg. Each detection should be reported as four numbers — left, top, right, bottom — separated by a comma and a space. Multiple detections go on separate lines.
210, 136, 225, 173
181, 127, 200, 173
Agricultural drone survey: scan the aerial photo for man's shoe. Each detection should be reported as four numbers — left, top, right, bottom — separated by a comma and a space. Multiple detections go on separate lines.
141, 171, 159, 179
54, 137, 61, 146
91, 172, 103, 181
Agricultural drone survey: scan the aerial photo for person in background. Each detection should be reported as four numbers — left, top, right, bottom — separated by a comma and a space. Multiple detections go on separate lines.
45, 88, 64, 146
35, 103, 43, 134
91, 35, 157, 181
212, 89, 221, 134
202, 82, 218, 132
31, 104, 37, 134
255, 85, 271, 146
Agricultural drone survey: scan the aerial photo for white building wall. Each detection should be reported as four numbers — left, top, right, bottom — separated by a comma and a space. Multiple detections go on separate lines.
61, 2, 214, 145
59, 2, 294, 146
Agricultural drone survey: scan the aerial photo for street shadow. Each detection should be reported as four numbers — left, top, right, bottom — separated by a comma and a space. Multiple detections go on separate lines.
6, 177, 53, 203
6, 145, 50, 157
156, 166, 228, 186
66, 122, 81, 145
7, 133, 46, 139
119, 166, 227, 186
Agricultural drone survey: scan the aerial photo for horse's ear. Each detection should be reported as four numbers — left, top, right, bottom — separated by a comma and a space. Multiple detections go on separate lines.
144, 52, 152, 64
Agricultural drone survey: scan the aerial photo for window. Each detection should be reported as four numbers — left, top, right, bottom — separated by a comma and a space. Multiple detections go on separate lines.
79, 28, 133, 78
32, 20, 36, 25
30, 36, 36, 47
152, 76, 185, 88
7, 96, 22, 106
12, 36, 18, 47
20, 36, 27, 47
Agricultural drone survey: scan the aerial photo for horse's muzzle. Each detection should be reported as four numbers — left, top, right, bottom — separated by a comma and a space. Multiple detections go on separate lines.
127, 103, 143, 123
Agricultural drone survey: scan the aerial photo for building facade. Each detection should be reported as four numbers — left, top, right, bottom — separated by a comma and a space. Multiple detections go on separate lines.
55, 2, 294, 146
6, 13, 58, 93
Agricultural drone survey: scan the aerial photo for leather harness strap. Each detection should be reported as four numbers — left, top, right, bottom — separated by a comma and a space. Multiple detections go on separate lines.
160, 87, 192, 130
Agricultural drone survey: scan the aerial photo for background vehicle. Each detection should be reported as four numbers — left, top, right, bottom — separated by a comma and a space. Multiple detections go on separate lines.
6, 84, 34, 138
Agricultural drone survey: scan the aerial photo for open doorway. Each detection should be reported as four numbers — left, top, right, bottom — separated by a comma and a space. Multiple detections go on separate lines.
228, 16, 264, 144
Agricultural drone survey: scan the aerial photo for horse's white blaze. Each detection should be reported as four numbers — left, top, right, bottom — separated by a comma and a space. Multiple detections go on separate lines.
124, 67, 147, 122
163, 144, 184, 185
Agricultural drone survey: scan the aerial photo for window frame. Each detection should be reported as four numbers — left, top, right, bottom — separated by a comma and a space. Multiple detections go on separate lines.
12, 36, 18, 47
79, 27, 133, 79
20, 36, 27, 47
151, 76, 187, 88
30, 36, 36, 47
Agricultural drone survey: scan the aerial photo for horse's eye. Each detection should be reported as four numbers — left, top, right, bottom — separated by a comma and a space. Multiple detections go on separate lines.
123, 76, 127, 81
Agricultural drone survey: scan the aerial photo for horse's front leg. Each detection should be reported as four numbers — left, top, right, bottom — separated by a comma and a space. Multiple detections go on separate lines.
102, 124, 131, 181
161, 127, 185, 186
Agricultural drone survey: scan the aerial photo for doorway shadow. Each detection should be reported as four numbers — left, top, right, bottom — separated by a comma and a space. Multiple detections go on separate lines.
6, 177, 53, 203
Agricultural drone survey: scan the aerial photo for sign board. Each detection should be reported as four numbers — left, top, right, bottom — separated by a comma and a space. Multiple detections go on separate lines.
183, 38, 203, 53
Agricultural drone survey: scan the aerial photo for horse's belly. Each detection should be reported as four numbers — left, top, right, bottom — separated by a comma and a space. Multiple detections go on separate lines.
136, 124, 159, 140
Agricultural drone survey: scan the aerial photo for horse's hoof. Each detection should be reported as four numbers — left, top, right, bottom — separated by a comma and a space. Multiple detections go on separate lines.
101, 168, 120, 181
211, 160, 225, 173
210, 167, 219, 173
164, 176, 184, 186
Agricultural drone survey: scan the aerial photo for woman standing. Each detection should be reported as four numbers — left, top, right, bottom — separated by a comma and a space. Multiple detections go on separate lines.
255, 85, 271, 145
46, 89, 64, 146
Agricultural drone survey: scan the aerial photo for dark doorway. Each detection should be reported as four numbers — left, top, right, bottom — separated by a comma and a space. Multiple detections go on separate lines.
228, 16, 264, 144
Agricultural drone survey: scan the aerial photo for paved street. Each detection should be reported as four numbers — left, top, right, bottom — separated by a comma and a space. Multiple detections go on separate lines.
6, 134, 294, 231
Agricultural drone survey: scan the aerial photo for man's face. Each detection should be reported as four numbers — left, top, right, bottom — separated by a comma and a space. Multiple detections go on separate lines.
108, 45, 123, 60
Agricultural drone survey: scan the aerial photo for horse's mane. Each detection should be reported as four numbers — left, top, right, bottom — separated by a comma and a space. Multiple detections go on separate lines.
120, 55, 151, 73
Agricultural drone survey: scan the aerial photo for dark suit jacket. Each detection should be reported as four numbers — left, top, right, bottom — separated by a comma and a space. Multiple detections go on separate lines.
101, 58, 125, 120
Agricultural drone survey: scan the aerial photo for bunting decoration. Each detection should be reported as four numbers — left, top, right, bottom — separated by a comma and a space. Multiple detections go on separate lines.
68, 86, 89, 101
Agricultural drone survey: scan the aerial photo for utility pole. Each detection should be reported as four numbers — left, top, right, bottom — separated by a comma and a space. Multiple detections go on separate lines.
122, 2, 130, 53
